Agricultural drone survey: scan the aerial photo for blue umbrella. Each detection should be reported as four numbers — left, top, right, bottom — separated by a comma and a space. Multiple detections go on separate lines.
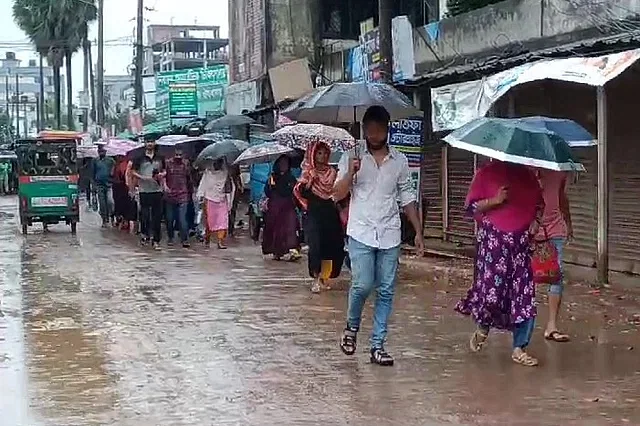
517, 116, 595, 147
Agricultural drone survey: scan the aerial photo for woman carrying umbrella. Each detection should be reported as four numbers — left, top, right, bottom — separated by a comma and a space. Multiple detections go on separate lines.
455, 160, 543, 367
197, 158, 232, 249
262, 155, 301, 261
294, 142, 345, 293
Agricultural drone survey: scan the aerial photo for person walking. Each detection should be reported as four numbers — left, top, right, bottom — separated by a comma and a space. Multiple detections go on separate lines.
536, 169, 573, 343
455, 160, 543, 367
125, 159, 139, 235
131, 139, 165, 250
263, 155, 301, 261
227, 165, 244, 237
294, 142, 344, 292
334, 106, 424, 367
79, 159, 93, 211
92, 146, 116, 227
0, 160, 11, 195
197, 159, 231, 249
165, 148, 192, 248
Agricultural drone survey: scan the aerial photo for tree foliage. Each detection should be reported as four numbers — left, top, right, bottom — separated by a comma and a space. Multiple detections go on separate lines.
446, 0, 505, 17
12, 0, 96, 129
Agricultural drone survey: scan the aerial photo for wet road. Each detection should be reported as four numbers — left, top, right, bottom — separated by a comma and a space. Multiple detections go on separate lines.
1, 195, 639, 426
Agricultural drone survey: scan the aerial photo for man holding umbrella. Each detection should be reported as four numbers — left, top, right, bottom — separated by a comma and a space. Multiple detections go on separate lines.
334, 105, 424, 367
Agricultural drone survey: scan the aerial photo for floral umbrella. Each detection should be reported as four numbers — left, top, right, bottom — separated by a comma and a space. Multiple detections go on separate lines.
233, 142, 295, 166
272, 123, 356, 152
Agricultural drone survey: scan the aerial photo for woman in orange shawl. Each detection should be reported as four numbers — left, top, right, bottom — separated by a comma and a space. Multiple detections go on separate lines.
294, 141, 345, 293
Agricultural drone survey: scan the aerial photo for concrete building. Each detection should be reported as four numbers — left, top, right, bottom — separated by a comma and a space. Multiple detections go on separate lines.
144, 24, 229, 74
0, 52, 63, 136
400, 0, 640, 281
103, 75, 135, 117
226, 0, 438, 123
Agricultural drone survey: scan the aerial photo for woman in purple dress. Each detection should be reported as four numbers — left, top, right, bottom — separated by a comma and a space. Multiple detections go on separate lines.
455, 160, 544, 367
262, 155, 301, 260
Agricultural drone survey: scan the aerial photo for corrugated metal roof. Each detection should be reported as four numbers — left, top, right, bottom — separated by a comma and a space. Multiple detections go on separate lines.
402, 32, 640, 88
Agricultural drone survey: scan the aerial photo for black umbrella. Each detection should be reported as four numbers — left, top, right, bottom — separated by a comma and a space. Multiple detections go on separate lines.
194, 139, 247, 167
205, 114, 256, 131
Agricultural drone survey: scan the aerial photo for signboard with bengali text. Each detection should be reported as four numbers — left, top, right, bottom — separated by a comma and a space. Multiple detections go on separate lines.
389, 118, 423, 203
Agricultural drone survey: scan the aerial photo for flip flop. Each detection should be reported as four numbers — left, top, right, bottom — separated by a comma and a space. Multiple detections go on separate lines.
512, 350, 539, 367
544, 330, 570, 342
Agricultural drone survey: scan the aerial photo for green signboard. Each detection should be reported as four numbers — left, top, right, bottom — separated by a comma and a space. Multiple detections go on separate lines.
169, 82, 198, 118
155, 65, 228, 127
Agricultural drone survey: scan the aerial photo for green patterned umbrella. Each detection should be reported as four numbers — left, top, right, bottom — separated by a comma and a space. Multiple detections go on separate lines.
444, 117, 585, 171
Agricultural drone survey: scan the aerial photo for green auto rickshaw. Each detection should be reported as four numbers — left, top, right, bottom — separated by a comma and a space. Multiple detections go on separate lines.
15, 131, 81, 235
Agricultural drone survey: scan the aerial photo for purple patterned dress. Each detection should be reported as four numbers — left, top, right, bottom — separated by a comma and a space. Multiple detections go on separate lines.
455, 217, 537, 330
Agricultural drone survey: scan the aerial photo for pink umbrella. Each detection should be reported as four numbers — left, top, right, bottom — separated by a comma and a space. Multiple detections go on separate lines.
103, 138, 143, 157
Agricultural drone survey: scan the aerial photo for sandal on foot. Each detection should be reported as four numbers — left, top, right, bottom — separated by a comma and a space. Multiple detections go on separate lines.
544, 330, 570, 342
512, 349, 539, 367
470, 329, 488, 353
370, 348, 394, 366
340, 328, 357, 356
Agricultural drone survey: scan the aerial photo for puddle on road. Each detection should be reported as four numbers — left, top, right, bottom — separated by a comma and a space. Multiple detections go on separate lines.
1, 196, 640, 425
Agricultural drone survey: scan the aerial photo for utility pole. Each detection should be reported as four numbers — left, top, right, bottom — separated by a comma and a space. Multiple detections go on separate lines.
14, 74, 19, 139
36, 97, 41, 132
83, 36, 90, 132
96, 0, 105, 127
38, 54, 45, 130
88, 40, 96, 124
4, 74, 9, 119
378, 0, 393, 83
134, 0, 144, 110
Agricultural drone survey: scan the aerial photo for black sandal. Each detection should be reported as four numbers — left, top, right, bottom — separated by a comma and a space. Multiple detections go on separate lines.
340, 327, 357, 356
370, 348, 394, 366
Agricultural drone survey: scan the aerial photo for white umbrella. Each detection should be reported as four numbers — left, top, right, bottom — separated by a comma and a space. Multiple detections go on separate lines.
233, 142, 295, 166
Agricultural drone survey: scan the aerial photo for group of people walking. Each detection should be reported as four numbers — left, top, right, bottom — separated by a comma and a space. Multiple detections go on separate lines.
260, 104, 573, 369
81, 104, 574, 369
81, 139, 243, 251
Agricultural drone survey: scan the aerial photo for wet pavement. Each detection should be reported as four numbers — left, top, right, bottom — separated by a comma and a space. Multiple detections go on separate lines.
1, 195, 639, 426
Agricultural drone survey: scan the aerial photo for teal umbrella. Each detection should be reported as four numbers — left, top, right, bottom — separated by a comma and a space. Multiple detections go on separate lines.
444, 117, 585, 172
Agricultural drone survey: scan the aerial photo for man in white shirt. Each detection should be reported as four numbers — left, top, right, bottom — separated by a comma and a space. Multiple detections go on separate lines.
334, 105, 424, 366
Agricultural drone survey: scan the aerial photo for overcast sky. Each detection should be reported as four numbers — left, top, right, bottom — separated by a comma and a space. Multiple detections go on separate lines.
0, 0, 229, 97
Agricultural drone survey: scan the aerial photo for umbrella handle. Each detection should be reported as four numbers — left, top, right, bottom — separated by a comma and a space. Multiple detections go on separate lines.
353, 145, 360, 184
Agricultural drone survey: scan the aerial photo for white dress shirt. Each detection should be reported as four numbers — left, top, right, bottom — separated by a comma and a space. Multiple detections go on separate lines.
337, 140, 416, 250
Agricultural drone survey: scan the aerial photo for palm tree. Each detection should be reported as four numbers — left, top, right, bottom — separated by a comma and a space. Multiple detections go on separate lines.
13, 0, 96, 130
13, 0, 61, 127
61, 1, 97, 130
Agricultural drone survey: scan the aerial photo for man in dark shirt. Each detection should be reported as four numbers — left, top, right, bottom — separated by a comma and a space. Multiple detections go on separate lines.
164, 147, 192, 247
92, 146, 115, 227
132, 139, 165, 249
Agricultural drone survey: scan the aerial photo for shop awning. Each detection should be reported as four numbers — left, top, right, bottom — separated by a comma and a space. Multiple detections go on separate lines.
431, 48, 640, 132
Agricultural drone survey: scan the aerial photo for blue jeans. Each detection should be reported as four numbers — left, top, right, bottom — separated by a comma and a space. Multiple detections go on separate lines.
549, 237, 565, 296
96, 184, 113, 222
346, 237, 400, 349
479, 317, 535, 349
165, 201, 189, 243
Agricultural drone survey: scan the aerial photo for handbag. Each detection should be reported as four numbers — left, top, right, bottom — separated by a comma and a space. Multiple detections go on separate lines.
531, 226, 560, 284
